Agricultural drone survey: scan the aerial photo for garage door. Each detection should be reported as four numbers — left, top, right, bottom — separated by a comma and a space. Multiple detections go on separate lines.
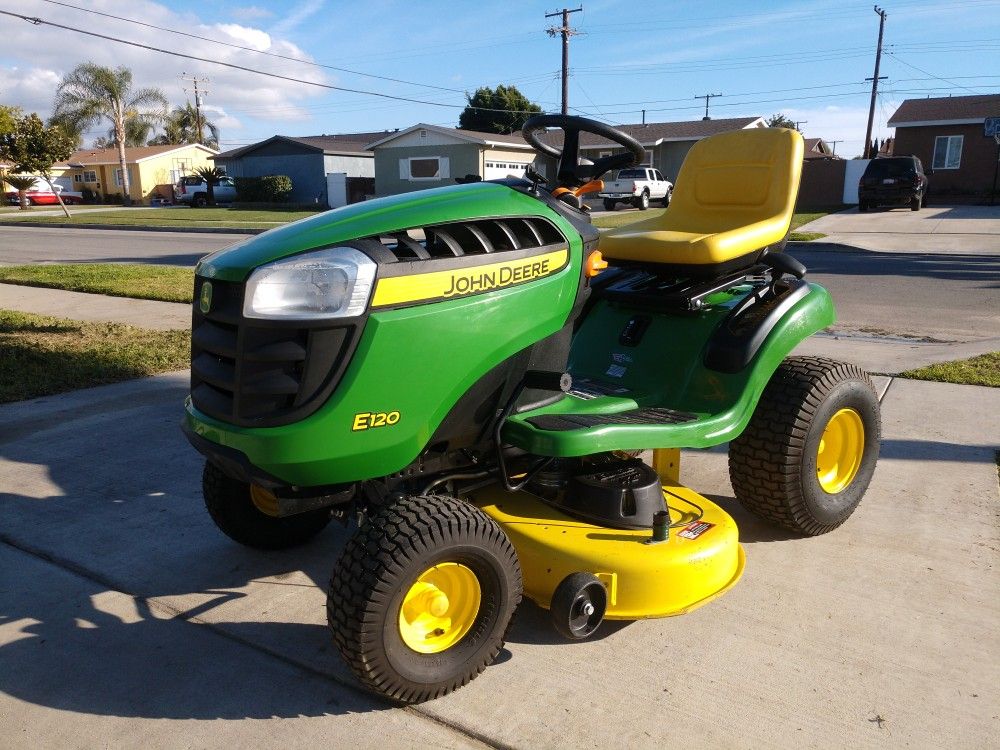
484, 160, 530, 181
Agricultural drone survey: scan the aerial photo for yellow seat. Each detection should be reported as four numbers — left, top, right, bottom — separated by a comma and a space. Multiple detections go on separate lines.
599, 128, 804, 276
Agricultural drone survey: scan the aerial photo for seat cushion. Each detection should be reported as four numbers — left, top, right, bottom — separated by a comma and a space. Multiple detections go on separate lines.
599, 214, 787, 269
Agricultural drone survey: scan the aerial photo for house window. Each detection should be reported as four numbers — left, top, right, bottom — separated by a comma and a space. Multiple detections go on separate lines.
400, 156, 449, 181
73, 174, 82, 183
932, 135, 963, 170
83, 170, 97, 183
641, 150, 654, 166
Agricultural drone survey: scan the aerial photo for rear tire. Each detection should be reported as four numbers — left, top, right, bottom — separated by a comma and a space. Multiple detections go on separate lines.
328, 494, 522, 703
603, 198, 616, 211
858, 200, 868, 212
910, 195, 920, 211
192, 193, 207, 208
729, 356, 880, 536
202, 461, 332, 549
634, 191, 650, 210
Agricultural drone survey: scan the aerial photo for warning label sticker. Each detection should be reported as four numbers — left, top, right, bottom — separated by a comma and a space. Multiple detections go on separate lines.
678, 521, 715, 540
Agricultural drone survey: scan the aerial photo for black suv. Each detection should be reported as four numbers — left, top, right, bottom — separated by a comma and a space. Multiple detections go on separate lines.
858, 156, 929, 212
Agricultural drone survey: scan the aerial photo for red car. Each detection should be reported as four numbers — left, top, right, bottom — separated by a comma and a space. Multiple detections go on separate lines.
5, 178, 84, 206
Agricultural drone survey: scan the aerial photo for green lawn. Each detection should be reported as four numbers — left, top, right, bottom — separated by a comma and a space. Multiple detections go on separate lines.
0, 309, 189, 403
0, 206, 325, 229
0, 264, 194, 303
592, 207, 833, 241
898, 352, 1000, 388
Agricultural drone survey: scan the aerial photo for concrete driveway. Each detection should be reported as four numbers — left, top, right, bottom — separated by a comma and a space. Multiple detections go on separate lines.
1, 370, 997, 748
796, 205, 1000, 252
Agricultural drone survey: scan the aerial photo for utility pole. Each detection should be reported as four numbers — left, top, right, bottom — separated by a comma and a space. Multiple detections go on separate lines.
828, 139, 843, 155
794, 120, 808, 132
696, 93, 722, 120
181, 73, 210, 144
546, 6, 583, 115
863, 6, 888, 159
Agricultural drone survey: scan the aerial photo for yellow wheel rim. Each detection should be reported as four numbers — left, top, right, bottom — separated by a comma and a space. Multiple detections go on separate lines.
398, 563, 481, 654
816, 408, 865, 494
250, 485, 280, 517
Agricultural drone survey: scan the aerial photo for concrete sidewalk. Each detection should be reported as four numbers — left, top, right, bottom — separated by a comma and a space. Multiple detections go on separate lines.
0, 283, 189, 330
1, 371, 997, 748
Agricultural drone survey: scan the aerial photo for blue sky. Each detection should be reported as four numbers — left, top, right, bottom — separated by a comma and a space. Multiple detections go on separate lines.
1, 0, 998, 156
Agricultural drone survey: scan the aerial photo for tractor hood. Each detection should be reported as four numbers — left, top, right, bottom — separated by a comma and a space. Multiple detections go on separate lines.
196, 182, 572, 282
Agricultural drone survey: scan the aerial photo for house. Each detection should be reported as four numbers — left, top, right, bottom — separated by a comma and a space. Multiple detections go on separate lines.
366, 124, 538, 196
887, 94, 1000, 203
570, 116, 766, 182
211, 133, 380, 206
802, 138, 842, 160
50, 143, 217, 204
367, 118, 768, 197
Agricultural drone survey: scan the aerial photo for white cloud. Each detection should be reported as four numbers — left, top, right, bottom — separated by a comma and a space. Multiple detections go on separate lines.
270, 0, 325, 36
214, 24, 272, 52
1, 0, 331, 146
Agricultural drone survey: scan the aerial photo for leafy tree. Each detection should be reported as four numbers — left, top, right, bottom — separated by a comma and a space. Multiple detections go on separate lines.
5, 174, 38, 210
0, 113, 76, 217
149, 103, 219, 148
0, 105, 22, 136
193, 165, 226, 206
765, 113, 798, 130
458, 85, 542, 135
53, 63, 168, 206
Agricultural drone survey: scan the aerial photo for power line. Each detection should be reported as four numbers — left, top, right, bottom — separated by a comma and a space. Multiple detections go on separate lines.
35, 0, 466, 94
0, 10, 547, 116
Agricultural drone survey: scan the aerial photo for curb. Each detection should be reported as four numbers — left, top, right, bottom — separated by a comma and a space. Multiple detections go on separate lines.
0, 221, 263, 235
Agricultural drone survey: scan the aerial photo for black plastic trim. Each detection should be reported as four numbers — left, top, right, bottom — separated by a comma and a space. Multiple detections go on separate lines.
704, 278, 811, 373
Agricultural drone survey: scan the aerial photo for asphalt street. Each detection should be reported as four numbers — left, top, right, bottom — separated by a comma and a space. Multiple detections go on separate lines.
0, 225, 249, 266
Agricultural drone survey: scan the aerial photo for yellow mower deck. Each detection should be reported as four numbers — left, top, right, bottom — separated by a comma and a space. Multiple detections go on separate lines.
469, 481, 744, 620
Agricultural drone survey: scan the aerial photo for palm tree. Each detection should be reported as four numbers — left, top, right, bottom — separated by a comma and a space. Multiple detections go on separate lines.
95, 118, 157, 149
5, 174, 38, 210
53, 63, 167, 206
149, 103, 219, 148
193, 165, 226, 206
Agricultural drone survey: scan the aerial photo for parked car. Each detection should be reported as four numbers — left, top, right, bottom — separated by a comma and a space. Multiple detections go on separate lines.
598, 167, 673, 211
4, 177, 83, 206
858, 156, 929, 212
174, 175, 237, 207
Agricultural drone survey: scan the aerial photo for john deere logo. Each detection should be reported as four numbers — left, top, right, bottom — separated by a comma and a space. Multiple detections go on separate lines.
199, 282, 213, 313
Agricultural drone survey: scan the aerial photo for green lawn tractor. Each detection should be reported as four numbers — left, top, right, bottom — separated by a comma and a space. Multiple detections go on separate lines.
183, 115, 880, 704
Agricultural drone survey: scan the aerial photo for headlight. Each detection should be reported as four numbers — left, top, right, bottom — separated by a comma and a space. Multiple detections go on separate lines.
243, 247, 376, 320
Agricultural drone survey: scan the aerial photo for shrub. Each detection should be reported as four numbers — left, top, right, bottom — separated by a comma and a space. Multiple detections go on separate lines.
234, 175, 293, 203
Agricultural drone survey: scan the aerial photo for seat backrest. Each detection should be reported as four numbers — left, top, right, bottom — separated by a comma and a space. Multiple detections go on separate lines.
663, 128, 804, 235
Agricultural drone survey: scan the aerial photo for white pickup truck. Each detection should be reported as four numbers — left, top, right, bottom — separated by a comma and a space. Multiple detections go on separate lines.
598, 167, 673, 211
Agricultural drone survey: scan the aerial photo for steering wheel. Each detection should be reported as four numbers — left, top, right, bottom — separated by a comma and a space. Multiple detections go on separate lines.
522, 114, 645, 187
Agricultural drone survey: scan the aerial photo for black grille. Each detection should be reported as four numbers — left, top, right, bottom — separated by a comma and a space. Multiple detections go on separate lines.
190, 277, 360, 427
375, 217, 564, 262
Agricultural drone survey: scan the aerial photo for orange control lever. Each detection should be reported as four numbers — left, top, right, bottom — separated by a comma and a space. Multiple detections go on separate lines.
573, 179, 604, 197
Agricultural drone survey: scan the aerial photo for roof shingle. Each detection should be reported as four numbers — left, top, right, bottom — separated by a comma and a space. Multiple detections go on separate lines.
888, 94, 1000, 126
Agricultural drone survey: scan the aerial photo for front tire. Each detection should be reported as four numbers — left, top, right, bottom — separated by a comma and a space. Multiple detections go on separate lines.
634, 191, 650, 210
729, 357, 880, 536
910, 195, 920, 211
661, 187, 672, 207
202, 461, 332, 549
328, 494, 522, 703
